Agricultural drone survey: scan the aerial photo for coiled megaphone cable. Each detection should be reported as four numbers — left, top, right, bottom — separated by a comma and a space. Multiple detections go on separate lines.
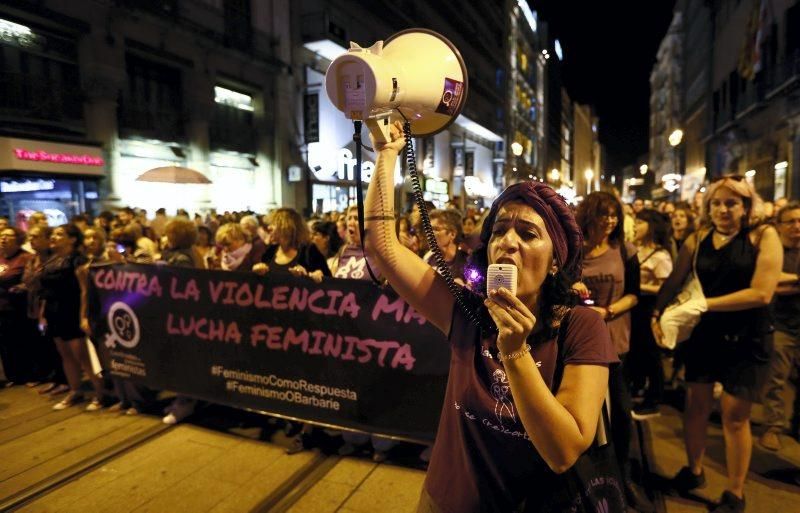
352, 120, 383, 286
398, 117, 490, 332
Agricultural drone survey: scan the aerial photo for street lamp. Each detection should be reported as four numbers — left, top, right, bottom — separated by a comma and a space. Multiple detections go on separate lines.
511, 142, 523, 157
639, 164, 648, 175
584, 168, 594, 194
667, 128, 684, 201
549, 168, 560, 182
668, 129, 683, 147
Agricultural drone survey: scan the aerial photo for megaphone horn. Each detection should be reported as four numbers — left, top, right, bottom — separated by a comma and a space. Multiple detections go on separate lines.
324, 28, 469, 143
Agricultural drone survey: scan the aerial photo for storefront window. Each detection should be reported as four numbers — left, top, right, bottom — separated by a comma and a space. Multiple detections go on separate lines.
311, 183, 357, 214
0, 176, 99, 224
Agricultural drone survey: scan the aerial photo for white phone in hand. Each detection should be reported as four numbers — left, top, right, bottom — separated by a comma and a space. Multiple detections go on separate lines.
487, 264, 518, 297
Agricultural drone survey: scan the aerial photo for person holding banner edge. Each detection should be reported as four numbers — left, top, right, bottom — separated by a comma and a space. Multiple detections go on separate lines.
364, 121, 618, 513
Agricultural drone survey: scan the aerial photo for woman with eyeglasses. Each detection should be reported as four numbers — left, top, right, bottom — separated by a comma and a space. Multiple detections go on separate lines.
573, 191, 650, 512
424, 209, 469, 286
653, 176, 782, 513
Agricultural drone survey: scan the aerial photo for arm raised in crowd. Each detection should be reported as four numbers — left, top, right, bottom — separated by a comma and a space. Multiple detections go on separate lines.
363, 121, 455, 335
705, 226, 782, 311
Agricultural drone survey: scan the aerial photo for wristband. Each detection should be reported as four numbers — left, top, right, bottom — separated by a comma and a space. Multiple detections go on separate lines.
498, 343, 532, 362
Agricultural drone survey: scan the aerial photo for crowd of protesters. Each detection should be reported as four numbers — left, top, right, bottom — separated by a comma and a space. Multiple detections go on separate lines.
0, 178, 798, 513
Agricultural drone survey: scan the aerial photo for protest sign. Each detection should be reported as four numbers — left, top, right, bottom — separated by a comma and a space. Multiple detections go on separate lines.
88, 264, 450, 441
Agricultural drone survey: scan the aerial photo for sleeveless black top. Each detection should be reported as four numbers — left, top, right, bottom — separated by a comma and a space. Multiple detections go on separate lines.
694, 228, 771, 338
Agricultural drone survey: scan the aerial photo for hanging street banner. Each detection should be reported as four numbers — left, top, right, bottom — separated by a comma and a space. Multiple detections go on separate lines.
87, 264, 450, 442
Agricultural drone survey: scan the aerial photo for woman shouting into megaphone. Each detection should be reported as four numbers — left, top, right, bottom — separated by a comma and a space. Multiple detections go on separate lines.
363, 122, 619, 513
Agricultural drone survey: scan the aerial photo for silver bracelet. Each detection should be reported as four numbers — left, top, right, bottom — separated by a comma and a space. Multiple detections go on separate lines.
498, 343, 532, 362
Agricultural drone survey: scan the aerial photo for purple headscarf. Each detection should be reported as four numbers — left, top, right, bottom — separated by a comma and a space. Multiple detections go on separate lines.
479, 181, 583, 277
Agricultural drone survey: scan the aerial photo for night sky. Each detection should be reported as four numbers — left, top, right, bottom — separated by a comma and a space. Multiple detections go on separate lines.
533, 0, 677, 171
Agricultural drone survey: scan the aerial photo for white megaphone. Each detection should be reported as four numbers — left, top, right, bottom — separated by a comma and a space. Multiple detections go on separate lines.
324, 28, 468, 143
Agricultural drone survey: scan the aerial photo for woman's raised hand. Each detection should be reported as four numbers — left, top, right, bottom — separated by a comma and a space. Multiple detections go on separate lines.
484, 287, 536, 356
370, 120, 407, 155
252, 263, 269, 276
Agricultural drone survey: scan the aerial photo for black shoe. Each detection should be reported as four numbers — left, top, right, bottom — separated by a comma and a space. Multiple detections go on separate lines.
632, 402, 661, 421
672, 466, 705, 492
710, 491, 745, 513
624, 480, 655, 513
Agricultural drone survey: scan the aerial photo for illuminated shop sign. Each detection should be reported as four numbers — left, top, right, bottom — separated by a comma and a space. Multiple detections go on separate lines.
0, 18, 43, 49
0, 179, 56, 193
425, 178, 448, 195
214, 86, 254, 112
13, 148, 104, 166
310, 147, 375, 182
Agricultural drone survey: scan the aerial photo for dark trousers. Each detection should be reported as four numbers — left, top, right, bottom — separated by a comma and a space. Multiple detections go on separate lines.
0, 313, 38, 383
627, 297, 664, 405
34, 329, 67, 384
609, 356, 633, 478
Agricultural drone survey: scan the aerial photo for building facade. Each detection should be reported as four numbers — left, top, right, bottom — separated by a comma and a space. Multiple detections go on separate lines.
706, 0, 800, 200
0, 0, 296, 220
505, 0, 546, 186
649, 12, 684, 199
573, 102, 600, 199
660, 0, 800, 202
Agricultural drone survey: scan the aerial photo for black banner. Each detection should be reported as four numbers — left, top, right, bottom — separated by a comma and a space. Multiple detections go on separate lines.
88, 264, 449, 442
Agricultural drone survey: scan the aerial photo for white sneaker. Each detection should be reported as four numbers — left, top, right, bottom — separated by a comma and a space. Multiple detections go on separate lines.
85, 398, 103, 412
162, 413, 178, 425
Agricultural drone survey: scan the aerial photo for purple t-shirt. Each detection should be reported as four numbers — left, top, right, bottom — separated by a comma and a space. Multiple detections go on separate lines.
333, 244, 381, 281
424, 305, 618, 513
581, 243, 636, 354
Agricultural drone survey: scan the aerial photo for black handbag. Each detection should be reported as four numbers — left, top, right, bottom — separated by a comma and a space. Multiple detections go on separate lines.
527, 312, 628, 513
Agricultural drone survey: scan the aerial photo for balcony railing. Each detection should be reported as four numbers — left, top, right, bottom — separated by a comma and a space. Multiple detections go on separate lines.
0, 72, 82, 122
765, 51, 800, 96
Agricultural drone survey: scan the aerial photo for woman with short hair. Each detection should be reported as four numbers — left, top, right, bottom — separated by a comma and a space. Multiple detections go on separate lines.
215, 223, 262, 272
424, 209, 469, 286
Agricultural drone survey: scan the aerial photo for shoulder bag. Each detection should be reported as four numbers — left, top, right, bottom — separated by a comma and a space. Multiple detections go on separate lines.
656, 230, 708, 350
528, 313, 628, 513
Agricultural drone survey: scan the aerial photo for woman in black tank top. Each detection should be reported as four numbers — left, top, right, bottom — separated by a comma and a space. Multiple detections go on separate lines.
653, 176, 782, 512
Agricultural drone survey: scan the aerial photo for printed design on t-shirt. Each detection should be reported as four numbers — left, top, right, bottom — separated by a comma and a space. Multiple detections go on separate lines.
583, 273, 616, 307
491, 369, 516, 425
334, 256, 366, 279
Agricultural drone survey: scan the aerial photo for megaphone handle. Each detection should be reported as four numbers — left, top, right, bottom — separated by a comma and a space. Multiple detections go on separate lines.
365, 118, 392, 145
